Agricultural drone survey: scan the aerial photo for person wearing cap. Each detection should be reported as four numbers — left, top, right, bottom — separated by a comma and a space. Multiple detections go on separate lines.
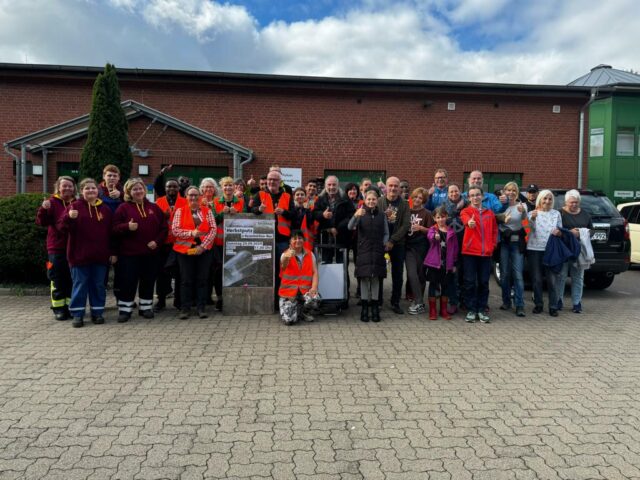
524, 184, 539, 212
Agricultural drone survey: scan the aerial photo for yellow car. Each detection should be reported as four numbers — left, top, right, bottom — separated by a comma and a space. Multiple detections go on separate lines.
618, 201, 640, 264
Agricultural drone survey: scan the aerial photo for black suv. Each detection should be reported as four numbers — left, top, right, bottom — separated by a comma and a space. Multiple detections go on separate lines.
494, 189, 630, 289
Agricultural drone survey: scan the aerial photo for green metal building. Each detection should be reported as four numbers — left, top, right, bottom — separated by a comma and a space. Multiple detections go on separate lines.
570, 65, 640, 202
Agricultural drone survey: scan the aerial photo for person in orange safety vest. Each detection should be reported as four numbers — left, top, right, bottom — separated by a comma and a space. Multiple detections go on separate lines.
278, 231, 319, 325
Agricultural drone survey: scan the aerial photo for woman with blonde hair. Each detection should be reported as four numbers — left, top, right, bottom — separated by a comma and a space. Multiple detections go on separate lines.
527, 189, 563, 316
58, 178, 115, 328
172, 186, 217, 319
210, 176, 245, 310
112, 177, 167, 322
36, 175, 77, 320
497, 181, 527, 317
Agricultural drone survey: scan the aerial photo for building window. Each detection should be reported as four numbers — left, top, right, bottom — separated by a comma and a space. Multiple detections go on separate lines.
589, 128, 604, 157
616, 128, 635, 156
12, 161, 33, 176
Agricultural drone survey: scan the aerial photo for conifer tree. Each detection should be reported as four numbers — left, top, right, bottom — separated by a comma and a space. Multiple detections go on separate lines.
79, 63, 132, 181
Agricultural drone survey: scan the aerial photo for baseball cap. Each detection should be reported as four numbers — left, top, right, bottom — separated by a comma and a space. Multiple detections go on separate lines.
526, 184, 539, 193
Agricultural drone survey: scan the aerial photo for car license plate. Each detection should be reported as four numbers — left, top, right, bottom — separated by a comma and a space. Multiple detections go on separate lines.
591, 231, 607, 241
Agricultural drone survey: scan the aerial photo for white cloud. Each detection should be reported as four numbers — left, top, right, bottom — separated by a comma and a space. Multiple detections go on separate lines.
141, 0, 256, 41
0, 0, 638, 85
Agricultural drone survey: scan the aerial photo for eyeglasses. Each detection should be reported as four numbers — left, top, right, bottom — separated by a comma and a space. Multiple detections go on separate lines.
267, 178, 279, 182
435, 176, 446, 180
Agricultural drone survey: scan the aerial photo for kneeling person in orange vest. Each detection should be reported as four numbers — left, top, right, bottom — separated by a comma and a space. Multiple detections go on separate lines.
279, 231, 320, 325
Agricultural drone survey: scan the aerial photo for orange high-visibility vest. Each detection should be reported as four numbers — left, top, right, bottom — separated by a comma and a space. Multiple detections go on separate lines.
212, 196, 245, 246
259, 191, 291, 236
278, 251, 314, 298
408, 197, 414, 209
173, 206, 213, 254
522, 217, 531, 243
156, 194, 187, 244
300, 214, 317, 252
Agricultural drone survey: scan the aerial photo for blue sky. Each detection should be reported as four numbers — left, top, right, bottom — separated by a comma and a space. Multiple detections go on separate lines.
0, 0, 638, 84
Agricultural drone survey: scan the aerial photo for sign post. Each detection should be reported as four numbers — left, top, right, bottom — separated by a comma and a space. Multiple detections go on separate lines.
222, 213, 275, 315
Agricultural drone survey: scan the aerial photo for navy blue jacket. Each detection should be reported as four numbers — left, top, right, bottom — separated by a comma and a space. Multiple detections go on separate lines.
543, 227, 581, 273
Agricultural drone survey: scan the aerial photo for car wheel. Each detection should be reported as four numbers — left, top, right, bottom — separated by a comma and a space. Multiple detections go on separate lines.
584, 272, 615, 290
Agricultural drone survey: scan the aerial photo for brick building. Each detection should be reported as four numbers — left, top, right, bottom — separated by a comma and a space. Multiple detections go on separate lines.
1, 63, 597, 197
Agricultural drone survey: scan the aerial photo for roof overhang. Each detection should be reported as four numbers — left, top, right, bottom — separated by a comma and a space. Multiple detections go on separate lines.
4, 99, 253, 160
0, 62, 594, 99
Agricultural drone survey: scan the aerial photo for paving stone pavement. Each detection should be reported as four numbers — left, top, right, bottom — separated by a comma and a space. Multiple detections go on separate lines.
1, 271, 640, 480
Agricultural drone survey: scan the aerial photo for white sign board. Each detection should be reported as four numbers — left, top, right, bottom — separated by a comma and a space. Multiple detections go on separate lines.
281, 167, 302, 189
614, 190, 634, 198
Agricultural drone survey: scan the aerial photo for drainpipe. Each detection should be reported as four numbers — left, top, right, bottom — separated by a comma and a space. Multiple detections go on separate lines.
578, 88, 598, 189
4, 143, 20, 194
42, 148, 48, 193
20, 144, 27, 194
234, 150, 254, 180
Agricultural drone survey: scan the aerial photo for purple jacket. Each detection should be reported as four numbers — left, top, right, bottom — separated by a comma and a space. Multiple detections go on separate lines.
423, 226, 459, 272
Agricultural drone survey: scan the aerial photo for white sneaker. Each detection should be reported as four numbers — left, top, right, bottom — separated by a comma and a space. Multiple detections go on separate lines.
408, 303, 425, 315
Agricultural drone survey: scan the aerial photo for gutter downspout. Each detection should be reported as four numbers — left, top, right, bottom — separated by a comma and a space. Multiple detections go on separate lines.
578, 88, 598, 189
20, 144, 27, 194
42, 148, 48, 193
4, 143, 20, 194
234, 150, 254, 180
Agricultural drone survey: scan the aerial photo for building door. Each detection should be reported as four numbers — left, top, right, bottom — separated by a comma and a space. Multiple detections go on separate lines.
463, 172, 523, 194
161, 165, 229, 190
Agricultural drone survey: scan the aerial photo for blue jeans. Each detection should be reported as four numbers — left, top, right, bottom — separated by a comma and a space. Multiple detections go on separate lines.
557, 261, 585, 307
500, 242, 524, 308
528, 250, 559, 311
462, 255, 491, 313
69, 264, 108, 319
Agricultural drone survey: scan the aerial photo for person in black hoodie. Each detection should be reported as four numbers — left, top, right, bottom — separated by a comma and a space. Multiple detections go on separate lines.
313, 175, 355, 265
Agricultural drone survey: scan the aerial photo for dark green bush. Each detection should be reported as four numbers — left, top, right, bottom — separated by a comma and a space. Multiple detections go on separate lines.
0, 193, 48, 283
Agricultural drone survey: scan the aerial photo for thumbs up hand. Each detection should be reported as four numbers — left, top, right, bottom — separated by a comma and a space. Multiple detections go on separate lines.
468, 214, 476, 228
42, 199, 51, 209
68, 209, 78, 219
259, 203, 267, 212
128, 218, 138, 231
323, 207, 333, 219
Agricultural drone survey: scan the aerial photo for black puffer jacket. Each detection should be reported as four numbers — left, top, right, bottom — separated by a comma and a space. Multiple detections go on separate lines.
355, 207, 387, 279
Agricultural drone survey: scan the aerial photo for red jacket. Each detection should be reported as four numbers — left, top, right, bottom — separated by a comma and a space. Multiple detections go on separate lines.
36, 194, 73, 254
460, 206, 498, 257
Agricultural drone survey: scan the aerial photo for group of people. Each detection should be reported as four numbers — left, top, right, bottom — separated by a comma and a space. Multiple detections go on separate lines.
36, 163, 594, 328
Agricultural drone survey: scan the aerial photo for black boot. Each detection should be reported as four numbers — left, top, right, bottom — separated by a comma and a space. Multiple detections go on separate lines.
371, 300, 381, 322
360, 300, 370, 322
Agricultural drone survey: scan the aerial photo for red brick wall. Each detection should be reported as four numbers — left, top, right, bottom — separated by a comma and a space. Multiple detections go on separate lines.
1, 74, 589, 197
